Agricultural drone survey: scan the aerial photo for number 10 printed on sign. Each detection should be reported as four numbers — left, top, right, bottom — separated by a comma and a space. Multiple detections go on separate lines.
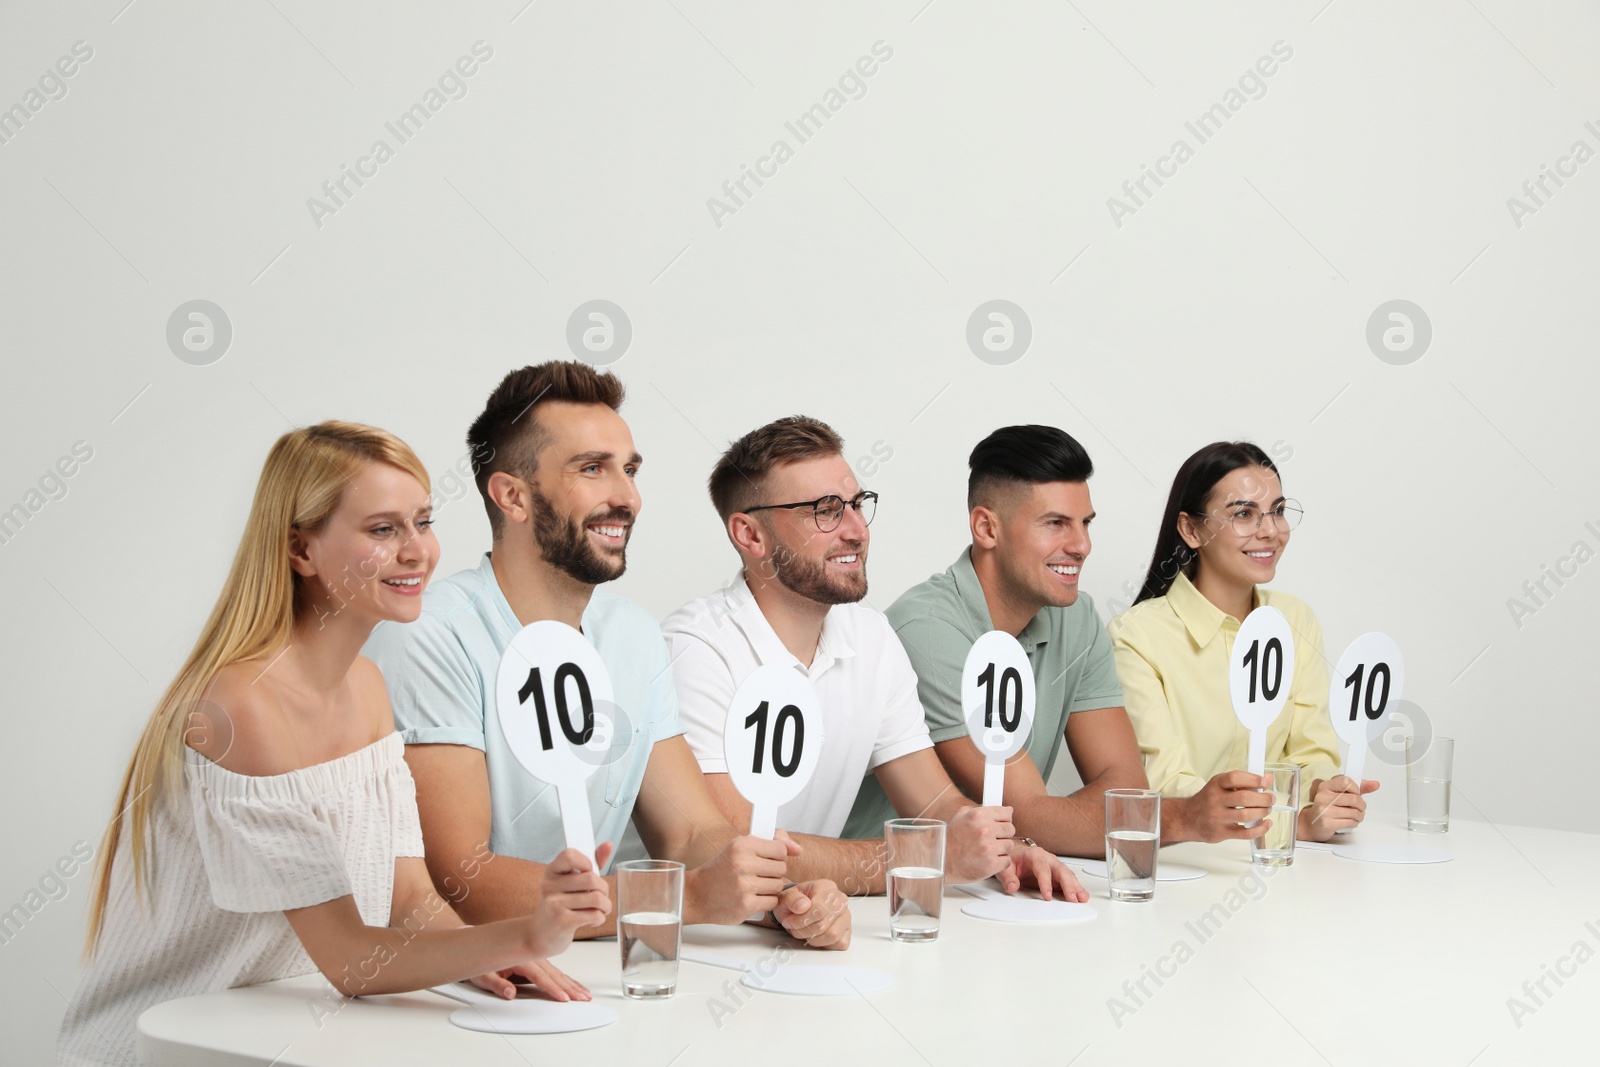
495, 621, 617, 867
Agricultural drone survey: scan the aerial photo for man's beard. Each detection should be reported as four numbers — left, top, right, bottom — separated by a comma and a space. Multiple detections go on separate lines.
773, 541, 868, 605
530, 487, 631, 586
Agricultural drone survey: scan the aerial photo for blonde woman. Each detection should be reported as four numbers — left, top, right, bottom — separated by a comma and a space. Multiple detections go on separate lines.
59, 423, 610, 1067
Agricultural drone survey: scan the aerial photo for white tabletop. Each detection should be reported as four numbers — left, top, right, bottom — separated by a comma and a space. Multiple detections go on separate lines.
138, 815, 1593, 1065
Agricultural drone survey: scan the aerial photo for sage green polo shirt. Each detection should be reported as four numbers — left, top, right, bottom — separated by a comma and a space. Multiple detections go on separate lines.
843, 547, 1124, 838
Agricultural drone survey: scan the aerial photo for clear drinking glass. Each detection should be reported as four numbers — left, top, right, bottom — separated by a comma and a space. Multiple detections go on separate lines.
1250, 763, 1300, 867
1407, 736, 1453, 833
1104, 788, 1161, 901
617, 859, 684, 999
885, 818, 945, 942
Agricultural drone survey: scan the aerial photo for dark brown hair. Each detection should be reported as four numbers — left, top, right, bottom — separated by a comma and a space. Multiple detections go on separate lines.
1134, 440, 1279, 604
467, 361, 625, 536
708, 415, 843, 521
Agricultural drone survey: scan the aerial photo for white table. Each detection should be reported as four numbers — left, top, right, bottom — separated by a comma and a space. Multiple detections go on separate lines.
139, 816, 1594, 1065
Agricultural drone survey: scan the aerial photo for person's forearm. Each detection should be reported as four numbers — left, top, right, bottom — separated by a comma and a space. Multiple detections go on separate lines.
294, 895, 550, 1004
1011, 790, 1108, 857
1296, 804, 1325, 842
667, 824, 744, 927
441, 852, 619, 939
393, 884, 468, 934
920, 786, 974, 824
1148, 771, 1208, 844
659, 821, 737, 872
783, 833, 886, 895
311, 916, 541, 997
1159, 793, 1195, 845
1011, 757, 1149, 856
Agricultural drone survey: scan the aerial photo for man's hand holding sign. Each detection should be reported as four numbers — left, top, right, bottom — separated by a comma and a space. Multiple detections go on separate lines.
723, 665, 851, 950
961, 632, 1088, 903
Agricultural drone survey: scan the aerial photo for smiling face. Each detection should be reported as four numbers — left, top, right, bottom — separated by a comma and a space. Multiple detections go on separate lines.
988, 481, 1094, 611
1179, 464, 1289, 589
752, 454, 869, 606
523, 401, 642, 587
292, 460, 439, 625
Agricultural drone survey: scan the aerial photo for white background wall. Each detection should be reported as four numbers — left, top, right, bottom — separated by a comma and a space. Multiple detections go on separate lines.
3, 1, 1596, 1059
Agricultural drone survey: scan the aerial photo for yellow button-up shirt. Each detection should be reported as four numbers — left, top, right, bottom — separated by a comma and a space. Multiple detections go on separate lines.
1108, 572, 1340, 805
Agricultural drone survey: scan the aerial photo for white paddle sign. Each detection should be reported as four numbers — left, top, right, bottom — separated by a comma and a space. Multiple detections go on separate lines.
1229, 607, 1296, 776
1329, 632, 1404, 785
723, 664, 822, 840
961, 631, 1036, 806
495, 621, 612, 867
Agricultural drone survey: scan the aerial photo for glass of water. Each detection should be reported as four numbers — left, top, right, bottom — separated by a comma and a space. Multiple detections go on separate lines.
1407, 736, 1453, 833
616, 859, 684, 999
1104, 788, 1161, 901
885, 818, 945, 942
1250, 763, 1300, 867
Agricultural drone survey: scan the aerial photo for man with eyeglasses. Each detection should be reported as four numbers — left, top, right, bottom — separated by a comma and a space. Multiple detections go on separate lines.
662, 417, 1083, 946
843, 425, 1297, 855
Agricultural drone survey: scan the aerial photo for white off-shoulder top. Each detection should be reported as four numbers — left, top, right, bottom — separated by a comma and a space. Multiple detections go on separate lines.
58, 732, 424, 1066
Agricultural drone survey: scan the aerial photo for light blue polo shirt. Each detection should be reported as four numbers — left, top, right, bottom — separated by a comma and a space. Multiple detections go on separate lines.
363, 553, 684, 872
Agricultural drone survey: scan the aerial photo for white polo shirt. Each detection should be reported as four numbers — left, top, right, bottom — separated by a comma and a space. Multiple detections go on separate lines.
661, 572, 933, 839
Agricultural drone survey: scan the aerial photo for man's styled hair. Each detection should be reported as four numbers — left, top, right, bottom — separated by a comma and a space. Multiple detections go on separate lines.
967, 424, 1094, 510
708, 415, 844, 521
467, 360, 626, 536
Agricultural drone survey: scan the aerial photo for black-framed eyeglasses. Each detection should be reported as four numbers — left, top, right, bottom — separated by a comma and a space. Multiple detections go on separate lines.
745, 491, 878, 532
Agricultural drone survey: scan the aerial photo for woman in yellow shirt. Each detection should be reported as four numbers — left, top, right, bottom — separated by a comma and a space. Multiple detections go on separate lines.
1109, 441, 1377, 843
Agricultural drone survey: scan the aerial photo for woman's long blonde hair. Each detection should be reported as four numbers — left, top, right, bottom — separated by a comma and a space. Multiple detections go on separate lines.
84, 421, 430, 955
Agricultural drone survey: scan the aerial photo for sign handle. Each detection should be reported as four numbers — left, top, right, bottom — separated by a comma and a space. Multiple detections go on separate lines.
557, 783, 596, 869
749, 802, 778, 842
982, 759, 1006, 808
1246, 730, 1267, 778
1341, 738, 1368, 785
743, 801, 778, 924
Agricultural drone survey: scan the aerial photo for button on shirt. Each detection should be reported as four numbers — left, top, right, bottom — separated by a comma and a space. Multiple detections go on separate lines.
843, 547, 1124, 839
1108, 571, 1339, 802
662, 573, 933, 839
362, 553, 684, 872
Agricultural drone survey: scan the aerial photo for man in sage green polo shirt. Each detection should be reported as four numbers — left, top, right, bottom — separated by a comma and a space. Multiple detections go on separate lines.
845, 425, 1274, 854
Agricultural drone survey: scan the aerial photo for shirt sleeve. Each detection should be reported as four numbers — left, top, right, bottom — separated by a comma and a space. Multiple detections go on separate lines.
1065, 603, 1126, 713
890, 613, 970, 743
661, 629, 737, 773
1109, 612, 1209, 799
869, 628, 935, 770
363, 614, 487, 750
186, 769, 353, 913
1280, 606, 1341, 804
642, 623, 687, 746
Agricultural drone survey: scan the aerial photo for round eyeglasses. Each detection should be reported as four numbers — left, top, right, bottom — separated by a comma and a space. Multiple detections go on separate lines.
745, 491, 877, 532
1214, 499, 1303, 537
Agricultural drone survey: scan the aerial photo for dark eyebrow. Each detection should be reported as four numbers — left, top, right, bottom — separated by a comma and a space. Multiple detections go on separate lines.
1040, 510, 1095, 522
569, 451, 644, 467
